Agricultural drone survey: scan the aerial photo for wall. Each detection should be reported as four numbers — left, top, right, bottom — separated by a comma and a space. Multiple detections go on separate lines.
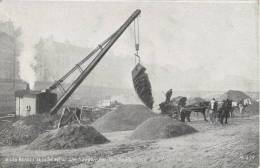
34, 38, 89, 82
16, 96, 36, 116
0, 21, 20, 114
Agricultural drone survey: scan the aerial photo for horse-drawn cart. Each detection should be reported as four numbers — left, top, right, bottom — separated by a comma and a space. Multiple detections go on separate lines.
181, 105, 209, 122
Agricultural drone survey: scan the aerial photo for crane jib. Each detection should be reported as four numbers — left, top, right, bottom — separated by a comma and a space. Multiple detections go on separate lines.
48, 31, 116, 91
50, 9, 141, 115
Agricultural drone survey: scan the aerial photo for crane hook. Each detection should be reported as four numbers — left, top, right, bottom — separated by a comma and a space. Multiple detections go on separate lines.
134, 17, 140, 64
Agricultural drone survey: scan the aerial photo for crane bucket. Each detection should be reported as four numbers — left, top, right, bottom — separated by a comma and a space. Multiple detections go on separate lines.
132, 63, 154, 109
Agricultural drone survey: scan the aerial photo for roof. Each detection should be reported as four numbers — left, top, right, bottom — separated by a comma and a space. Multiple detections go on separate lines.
15, 90, 41, 98
15, 90, 27, 97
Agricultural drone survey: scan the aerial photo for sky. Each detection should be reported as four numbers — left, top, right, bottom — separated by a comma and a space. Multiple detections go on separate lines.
0, 0, 259, 91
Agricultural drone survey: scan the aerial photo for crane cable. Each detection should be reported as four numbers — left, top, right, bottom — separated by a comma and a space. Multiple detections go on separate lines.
134, 16, 140, 64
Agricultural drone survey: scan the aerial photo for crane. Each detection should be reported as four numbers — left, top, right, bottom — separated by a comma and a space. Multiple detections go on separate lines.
48, 9, 141, 115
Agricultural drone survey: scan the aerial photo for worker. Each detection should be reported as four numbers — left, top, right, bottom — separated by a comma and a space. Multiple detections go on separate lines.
165, 89, 173, 103
214, 99, 218, 117
238, 100, 244, 116
209, 98, 216, 124
243, 98, 251, 108
178, 97, 187, 122
227, 99, 234, 117
25, 83, 30, 92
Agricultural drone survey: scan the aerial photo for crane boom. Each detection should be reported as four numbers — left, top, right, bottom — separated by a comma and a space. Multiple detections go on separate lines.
50, 9, 141, 115
48, 32, 116, 91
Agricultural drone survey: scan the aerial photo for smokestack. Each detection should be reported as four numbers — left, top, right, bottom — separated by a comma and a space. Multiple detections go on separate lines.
25, 83, 30, 92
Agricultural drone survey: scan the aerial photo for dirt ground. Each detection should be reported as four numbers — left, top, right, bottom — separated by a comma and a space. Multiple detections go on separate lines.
0, 114, 259, 168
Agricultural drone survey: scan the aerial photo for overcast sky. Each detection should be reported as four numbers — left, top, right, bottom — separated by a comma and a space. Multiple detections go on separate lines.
0, 0, 259, 91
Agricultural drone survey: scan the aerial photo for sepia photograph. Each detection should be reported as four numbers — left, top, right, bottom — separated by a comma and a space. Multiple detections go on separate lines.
0, 0, 259, 167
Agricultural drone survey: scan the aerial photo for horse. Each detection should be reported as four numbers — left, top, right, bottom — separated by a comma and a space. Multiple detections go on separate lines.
218, 99, 232, 124
180, 101, 210, 122
159, 99, 209, 122
181, 105, 209, 122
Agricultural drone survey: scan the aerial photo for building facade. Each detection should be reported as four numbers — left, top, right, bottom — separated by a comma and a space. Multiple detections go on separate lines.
0, 21, 20, 114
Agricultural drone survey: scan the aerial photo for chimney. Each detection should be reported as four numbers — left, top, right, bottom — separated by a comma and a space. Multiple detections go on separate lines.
26, 83, 30, 92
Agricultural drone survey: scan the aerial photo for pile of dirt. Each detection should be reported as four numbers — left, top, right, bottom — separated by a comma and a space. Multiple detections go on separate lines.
246, 91, 259, 101
186, 97, 206, 106
245, 102, 259, 114
5, 120, 46, 145
92, 104, 157, 133
170, 96, 186, 105
27, 124, 109, 150
218, 90, 251, 102
0, 122, 14, 146
81, 108, 112, 124
129, 116, 197, 140
0, 114, 59, 146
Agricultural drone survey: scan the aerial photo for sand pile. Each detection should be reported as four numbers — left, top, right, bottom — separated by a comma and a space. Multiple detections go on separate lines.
27, 124, 109, 150
219, 90, 251, 102
0, 114, 58, 146
170, 96, 186, 106
186, 97, 206, 106
245, 102, 259, 114
6, 120, 45, 145
129, 116, 197, 140
92, 104, 157, 133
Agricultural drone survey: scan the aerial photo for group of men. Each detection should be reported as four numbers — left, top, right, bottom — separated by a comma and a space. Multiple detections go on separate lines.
204, 97, 234, 124
162, 89, 235, 124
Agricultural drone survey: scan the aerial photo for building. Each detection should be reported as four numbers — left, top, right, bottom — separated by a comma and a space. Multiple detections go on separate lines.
34, 37, 90, 82
0, 21, 20, 114
15, 89, 57, 116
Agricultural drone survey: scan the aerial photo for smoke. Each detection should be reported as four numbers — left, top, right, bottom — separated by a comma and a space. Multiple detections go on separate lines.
18, 39, 36, 90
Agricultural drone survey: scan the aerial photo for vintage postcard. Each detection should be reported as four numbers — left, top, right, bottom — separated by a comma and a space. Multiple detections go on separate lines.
0, 0, 259, 167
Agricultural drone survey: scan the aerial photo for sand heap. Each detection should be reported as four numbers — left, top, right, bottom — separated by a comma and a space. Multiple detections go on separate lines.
186, 97, 206, 106
170, 96, 186, 106
92, 104, 157, 133
7, 120, 45, 145
0, 114, 58, 146
245, 102, 259, 114
129, 116, 197, 140
218, 90, 251, 102
27, 124, 109, 150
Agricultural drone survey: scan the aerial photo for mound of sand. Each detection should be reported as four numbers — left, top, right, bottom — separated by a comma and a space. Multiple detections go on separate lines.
218, 90, 251, 102
170, 96, 186, 105
92, 104, 156, 133
129, 116, 197, 140
186, 97, 206, 106
245, 102, 259, 114
0, 114, 59, 146
27, 124, 109, 150
8, 120, 45, 145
